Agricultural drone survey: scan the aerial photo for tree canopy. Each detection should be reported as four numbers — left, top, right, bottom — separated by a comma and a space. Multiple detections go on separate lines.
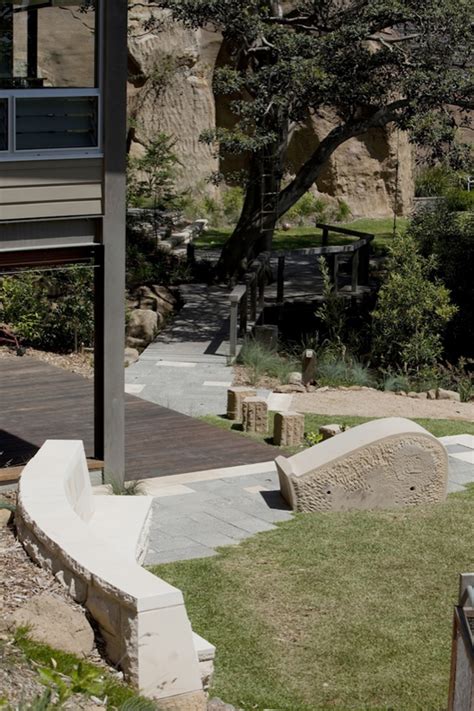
155, 0, 473, 277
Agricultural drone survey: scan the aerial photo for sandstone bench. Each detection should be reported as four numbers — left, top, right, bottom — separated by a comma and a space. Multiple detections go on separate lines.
16, 440, 214, 709
276, 417, 448, 512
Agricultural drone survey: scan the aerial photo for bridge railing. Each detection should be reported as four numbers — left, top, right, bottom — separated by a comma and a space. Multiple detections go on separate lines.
229, 252, 270, 358
274, 223, 374, 303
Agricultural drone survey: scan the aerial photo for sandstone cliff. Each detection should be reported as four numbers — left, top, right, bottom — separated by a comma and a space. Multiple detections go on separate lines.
128, 13, 414, 217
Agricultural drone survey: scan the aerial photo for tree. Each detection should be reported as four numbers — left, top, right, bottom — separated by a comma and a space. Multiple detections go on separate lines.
154, 0, 472, 278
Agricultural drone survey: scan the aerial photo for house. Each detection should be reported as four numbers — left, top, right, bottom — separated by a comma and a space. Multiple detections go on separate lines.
0, 0, 128, 483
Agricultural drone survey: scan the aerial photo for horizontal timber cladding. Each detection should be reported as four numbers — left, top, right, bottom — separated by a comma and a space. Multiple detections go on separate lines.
0, 218, 98, 251
0, 159, 103, 220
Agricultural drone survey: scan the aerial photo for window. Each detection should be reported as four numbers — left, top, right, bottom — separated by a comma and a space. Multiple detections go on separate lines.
0, 98, 7, 150
0, 1, 100, 158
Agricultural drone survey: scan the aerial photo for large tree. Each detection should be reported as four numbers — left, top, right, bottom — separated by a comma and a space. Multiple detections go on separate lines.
155, 0, 473, 278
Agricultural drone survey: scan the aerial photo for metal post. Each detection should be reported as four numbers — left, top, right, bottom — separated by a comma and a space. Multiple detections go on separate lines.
322, 226, 329, 246
277, 255, 285, 303
358, 243, 370, 285
351, 250, 359, 293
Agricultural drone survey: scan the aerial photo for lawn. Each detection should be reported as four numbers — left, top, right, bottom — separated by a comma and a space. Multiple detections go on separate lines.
202, 412, 474, 452
151, 486, 474, 710
194, 217, 408, 255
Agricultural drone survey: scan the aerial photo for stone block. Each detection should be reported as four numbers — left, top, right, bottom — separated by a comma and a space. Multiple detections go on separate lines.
276, 417, 448, 513
242, 397, 268, 434
273, 412, 305, 447
226, 387, 256, 421
319, 424, 343, 441
288, 371, 302, 385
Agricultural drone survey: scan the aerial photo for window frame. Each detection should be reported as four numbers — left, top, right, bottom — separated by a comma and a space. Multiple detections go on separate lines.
0, 1, 103, 161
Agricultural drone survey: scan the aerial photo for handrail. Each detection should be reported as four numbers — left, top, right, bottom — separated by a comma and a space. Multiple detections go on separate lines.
229, 253, 269, 358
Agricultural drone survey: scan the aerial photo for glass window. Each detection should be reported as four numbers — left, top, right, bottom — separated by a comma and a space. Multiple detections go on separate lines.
0, 1, 97, 89
0, 98, 7, 149
15, 95, 98, 150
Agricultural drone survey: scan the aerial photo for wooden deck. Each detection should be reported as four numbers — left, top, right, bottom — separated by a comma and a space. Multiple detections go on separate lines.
0, 355, 276, 480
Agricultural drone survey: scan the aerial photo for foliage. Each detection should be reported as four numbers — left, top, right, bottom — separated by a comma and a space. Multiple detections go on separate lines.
156, 0, 473, 275
408, 207, 474, 358
127, 133, 181, 210
126, 215, 192, 290
0, 268, 94, 353
105, 475, 144, 496
414, 165, 456, 198
0, 500, 15, 513
445, 187, 474, 213
315, 351, 374, 388
303, 431, 322, 447
151, 484, 474, 710
315, 256, 348, 352
382, 372, 411, 393
371, 232, 457, 373
238, 338, 298, 386
222, 186, 244, 224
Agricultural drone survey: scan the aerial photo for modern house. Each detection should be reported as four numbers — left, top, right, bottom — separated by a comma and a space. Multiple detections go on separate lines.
0, 0, 128, 482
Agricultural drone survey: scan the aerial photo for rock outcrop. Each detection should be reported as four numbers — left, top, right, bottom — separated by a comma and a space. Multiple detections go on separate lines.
128, 12, 414, 216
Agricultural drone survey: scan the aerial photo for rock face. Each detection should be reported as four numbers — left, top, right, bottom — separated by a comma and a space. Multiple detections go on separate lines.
10, 593, 95, 657
128, 13, 414, 216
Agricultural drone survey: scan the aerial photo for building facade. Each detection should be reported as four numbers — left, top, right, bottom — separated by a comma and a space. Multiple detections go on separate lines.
0, 0, 128, 482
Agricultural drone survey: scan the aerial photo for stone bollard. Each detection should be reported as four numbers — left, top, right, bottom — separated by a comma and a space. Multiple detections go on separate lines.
242, 397, 268, 434
273, 411, 305, 447
319, 424, 344, 441
227, 387, 257, 421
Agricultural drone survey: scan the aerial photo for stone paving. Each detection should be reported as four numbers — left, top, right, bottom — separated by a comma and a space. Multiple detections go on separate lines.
142, 435, 474, 565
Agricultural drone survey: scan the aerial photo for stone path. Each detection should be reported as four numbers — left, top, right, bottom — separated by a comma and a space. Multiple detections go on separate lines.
141, 435, 474, 564
125, 284, 235, 416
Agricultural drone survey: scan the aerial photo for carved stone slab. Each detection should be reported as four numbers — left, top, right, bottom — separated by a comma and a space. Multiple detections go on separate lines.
276, 417, 448, 512
242, 397, 268, 434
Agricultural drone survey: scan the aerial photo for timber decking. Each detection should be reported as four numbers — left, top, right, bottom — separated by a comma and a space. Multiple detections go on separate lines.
0, 355, 276, 479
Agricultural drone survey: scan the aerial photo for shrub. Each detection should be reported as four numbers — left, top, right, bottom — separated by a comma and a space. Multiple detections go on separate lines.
414, 166, 455, 197
127, 133, 181, 210
285, 192, 328, 226
315, 351, 374, 387
408, 207, 474, 358
238, 338, 297, 386
445, 187, 474, 212
0, 267, 94, 353
371, 232, 457, 374
382, 373, 411, 393
222, 186, 244, 225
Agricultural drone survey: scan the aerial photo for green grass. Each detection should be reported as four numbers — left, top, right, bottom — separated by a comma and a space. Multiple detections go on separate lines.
202, 412, 474, 451
194, 218, 408, 254
150, 486, 474, 710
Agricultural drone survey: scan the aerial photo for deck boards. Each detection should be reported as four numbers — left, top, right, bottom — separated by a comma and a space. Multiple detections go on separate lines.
0, 355, 276, 479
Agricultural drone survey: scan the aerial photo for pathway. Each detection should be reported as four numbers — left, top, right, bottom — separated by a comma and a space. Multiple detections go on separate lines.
125, 284, 235, 416
140, 434, 474, 564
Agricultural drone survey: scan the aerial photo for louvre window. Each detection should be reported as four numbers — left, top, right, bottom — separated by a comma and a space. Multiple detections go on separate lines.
15, 96, 98, 150
0, 98, 7, 150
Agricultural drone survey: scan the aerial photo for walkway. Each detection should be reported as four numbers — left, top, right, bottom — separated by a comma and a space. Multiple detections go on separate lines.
0, 355, 277, 479
125, 284, 235, 416
141, 434, 474, 564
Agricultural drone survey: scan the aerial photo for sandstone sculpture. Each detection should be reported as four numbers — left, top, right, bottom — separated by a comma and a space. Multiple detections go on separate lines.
242, 397, 268, 434
226, 387, 257, 421
276, 417, 448, 513
273, 412, 305, 447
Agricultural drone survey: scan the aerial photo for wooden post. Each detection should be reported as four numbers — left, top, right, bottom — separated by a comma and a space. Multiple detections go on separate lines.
239, 289, 248, 336
322, 226, 329, 246
358, 242, 370, 285
229, 296, 239, 358
27, 9, 38, 80
277, 255, 285, 303
0, 4, 13, 81
351, 250, 359, 293
301, 349, 316, 386
249, 274, 257, 323
333, 255, 339, 293
186, 242, 195, 265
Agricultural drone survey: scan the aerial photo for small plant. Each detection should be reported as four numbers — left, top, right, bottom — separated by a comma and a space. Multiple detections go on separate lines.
304, 431, 322, 447
414, 165, 455, 197
382, 372, 411, 393
315, 256, 348, 352
105, 475, 144, 496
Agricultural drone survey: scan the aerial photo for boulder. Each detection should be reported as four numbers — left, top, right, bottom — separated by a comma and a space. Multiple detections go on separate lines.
126, 336, 147, 350
288, 371, 303, 386
274, 383, 306, 394
127, 309, 159, 344
10, 593, 94, 657
427, 389, 437, 400
437, 388, 461, 402
319, 424, 344, 441
0, 508, 12, 527
124, 347, 139, 367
